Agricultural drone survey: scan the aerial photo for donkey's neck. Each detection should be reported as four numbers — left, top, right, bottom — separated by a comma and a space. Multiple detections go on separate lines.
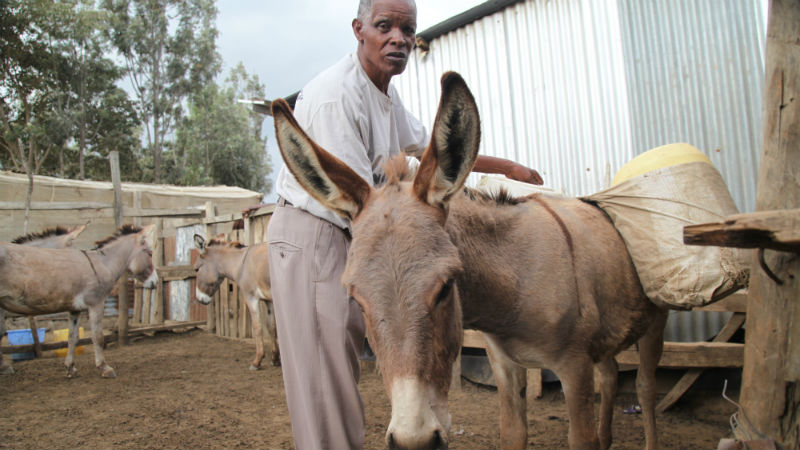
89, 237, 136, 286
212, 247, 249, 282
446, 194, 533, 334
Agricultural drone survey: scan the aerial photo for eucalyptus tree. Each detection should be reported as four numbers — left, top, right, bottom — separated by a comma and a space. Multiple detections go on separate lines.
173, 63, 271, 193
103, 0, 221, 183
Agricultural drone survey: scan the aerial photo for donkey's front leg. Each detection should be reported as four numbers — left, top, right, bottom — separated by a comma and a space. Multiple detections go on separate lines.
0, 308, 13, 374
246, 297, 265, 370
558, 358, 600, 449
485, 338, 527, 449
64, 311, 81, 378
88, 303, 115, 378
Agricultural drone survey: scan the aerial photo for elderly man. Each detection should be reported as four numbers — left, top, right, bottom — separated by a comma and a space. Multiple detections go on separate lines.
267, 1, 543, 448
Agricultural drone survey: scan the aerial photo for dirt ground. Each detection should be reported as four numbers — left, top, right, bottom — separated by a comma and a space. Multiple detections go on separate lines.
0, 328, 739, 449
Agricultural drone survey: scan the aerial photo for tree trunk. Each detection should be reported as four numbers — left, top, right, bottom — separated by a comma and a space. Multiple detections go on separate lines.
738, 0, 800, 447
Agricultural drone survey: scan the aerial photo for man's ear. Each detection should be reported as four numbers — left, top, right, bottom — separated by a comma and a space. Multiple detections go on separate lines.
352, 18, 364, 42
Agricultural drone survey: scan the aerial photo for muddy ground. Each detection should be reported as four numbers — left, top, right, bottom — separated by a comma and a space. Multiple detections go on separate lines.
0, 328, 739, 449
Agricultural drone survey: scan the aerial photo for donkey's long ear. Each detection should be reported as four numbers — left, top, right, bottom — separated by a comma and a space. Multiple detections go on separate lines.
64, 223, 88, 247
413, 72, 480, 207
194, 234, 206, 254
272, 99, 371, 221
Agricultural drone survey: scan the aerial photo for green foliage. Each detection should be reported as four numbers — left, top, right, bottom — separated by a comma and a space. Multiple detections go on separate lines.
103, 0, 221, 183
2, 0, 273, 193
171, 63, 271, 193
0, 0, 142, 179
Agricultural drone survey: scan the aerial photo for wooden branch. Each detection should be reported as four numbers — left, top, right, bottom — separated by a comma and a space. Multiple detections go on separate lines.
684, 209, 800, 253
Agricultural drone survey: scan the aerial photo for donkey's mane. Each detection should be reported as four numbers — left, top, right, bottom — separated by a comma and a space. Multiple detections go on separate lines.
382, 154, 525, 206
12, 226, 70, 244
464, 186, 525, 206
208, 238, 245, 249
93, 224, 142, 249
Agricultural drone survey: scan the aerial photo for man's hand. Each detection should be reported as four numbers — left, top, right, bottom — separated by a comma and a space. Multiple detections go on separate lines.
472, 155, 544, 185
504, 163, 543, 185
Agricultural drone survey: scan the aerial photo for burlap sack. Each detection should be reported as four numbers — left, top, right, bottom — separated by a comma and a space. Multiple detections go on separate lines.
585, 161, 750, 310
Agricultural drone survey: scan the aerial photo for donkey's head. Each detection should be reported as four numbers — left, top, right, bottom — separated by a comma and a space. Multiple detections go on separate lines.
127, 224, 158, 289
273, 72, 480, 450
192, 234, 225, 305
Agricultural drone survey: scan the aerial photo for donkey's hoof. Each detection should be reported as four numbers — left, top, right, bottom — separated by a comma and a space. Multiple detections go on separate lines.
101, 367, 116, 378
66, 368, 78, 379
271, 359, 282, 367
249, 364, 262, 371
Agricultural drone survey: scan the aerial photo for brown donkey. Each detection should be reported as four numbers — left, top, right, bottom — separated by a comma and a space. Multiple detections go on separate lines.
193, 235, 279, 369
0, 225, 158, 378
272, 72, 670, 449
0, 224, 90, 374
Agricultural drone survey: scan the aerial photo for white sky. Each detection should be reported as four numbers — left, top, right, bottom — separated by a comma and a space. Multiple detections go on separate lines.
215, 1, 485, 200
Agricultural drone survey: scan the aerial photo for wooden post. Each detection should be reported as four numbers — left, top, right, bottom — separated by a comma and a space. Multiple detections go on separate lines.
153, 219, 164, 324
110, 151, 129, 346
28, 317, 41, 358
132, 191, 143, 324
205, 201, 218, 334
739, 0, 800, 446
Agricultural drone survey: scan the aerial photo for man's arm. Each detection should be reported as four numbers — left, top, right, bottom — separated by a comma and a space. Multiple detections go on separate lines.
473, 155, 544, 185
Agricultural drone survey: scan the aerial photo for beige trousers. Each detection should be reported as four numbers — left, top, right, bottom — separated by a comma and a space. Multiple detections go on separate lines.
267, 202, 366, 450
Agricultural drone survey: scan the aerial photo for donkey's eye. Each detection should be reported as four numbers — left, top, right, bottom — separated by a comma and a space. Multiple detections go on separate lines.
435, 279, 454, 306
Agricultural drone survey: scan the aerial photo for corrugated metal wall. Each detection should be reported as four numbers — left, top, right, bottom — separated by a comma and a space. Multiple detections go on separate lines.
397, 0, 634, 196
618, 0, 766, 213
395, 0, 767, 342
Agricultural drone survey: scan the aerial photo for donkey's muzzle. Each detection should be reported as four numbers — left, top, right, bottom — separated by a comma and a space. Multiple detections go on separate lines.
387, 429, 448, 450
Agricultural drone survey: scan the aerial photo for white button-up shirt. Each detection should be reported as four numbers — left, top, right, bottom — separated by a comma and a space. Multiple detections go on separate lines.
274, 52, 429, 230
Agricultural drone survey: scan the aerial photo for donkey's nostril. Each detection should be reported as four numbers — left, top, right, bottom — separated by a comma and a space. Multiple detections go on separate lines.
386, 432, 396, 449
432, 430, 447, 450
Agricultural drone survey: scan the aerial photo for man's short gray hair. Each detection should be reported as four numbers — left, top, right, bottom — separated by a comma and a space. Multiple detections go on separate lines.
357, 0, 417, 22
357, 0, 373, 22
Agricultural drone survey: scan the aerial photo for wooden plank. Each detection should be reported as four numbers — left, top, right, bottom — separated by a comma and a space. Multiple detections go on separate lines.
463, 329, 488, 349
133, 286, 143, 324
221, 280, 230, 337
616, 341, 743, 368
695, 291, 747, 312
142, 286, 152, 325
684, 209, 800, 253
0, 201, 112, 210
656, 313, 746, 412
232, 284, 240, 339
1, 321, 206, 354
124, 207, 203, 218
153, 219, 164, 324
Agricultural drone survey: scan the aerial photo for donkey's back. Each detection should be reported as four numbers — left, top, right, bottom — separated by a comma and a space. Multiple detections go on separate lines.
0, 244, 99, 315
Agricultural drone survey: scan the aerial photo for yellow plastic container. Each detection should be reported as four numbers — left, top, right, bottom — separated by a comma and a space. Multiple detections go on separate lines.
612, 143, 712, 186
53, 328, 86, 357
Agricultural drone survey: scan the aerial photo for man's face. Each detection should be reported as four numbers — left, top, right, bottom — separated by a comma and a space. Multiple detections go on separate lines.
353, 0, 417, 90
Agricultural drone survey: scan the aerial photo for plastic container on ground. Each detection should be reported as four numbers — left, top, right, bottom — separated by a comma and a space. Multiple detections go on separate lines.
7, 328, 47, 361
53, 327, 86, 357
